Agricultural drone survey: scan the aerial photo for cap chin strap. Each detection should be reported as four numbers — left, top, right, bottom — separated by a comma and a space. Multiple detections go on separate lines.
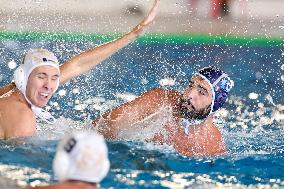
31, 106, 56, 124
24, 93, 56, 124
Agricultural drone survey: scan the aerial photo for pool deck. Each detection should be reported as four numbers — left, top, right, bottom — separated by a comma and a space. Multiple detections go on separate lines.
0, 0, 283, 38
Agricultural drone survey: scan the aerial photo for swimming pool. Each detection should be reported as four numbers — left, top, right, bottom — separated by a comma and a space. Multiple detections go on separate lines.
0, 32, 283, 188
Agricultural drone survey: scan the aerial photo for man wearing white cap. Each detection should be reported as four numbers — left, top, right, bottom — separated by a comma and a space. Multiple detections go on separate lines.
0, 0, 160, 139
28, 131, 110, 189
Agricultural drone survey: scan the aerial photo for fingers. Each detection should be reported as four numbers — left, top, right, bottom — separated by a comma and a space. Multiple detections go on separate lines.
131, 0, 160, 36
142, 0, 160, 26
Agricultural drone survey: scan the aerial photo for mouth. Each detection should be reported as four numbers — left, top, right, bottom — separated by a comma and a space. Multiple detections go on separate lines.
181, 99, 196, 111
179, 98, 198, 120
39, 92, 49, 99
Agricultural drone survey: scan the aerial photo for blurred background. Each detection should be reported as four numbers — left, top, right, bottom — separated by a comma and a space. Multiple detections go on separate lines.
0, 0, 283, 37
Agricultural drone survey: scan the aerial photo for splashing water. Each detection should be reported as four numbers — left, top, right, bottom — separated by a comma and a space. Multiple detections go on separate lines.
0, 34, 283, 188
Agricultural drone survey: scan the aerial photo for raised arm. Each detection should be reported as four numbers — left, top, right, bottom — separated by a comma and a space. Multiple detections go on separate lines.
59, 0, 160, 84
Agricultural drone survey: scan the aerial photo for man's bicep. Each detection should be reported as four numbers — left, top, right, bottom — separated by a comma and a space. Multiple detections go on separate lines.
109, 89, 162, 122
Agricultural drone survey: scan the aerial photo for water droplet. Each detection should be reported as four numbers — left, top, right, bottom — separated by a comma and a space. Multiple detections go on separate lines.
266, 94, 276, 106
258, 103, 264, 108
281, 64, 284, 70
8, 60, 17, 69
74, 104, 86, 111
72, 88, 80, 94
255, 72, 263, 79
58, 89, 66, 96
159, 78, 175, 86
53, 102, 59, 107
141, 78, 148, 85
248, 92, 258, 100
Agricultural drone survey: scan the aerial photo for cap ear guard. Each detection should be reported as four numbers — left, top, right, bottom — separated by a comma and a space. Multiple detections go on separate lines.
52, 136, 75, 181
213, 91, 228, 112
53, 150, 70, 181
13, 65, 26, 93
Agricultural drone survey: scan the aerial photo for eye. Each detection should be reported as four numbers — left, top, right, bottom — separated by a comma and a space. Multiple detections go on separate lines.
188, 82, 194, 88
199, 90, 205, 95
198, 86, 207, 96
51, 76, 59, 81
37, 74, 46, 79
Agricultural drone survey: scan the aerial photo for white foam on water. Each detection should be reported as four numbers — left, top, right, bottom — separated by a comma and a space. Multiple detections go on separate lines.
115, 92, 137, 102
35, 117, 95, 140
159, 78, 176, 86
0, 176, 19, 189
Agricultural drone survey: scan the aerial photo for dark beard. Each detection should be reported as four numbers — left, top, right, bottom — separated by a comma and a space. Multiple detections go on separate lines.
179, 98, 211, 121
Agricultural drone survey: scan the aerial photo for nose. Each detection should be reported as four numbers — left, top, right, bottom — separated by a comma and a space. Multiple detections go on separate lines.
184, 88, 198, 101
43, 78, 53, 91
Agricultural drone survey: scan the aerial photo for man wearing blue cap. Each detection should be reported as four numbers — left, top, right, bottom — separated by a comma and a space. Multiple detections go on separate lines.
93, 67, 234, 157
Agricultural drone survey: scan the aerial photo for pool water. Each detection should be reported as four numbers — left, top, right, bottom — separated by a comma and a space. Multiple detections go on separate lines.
0, 34, 283, 188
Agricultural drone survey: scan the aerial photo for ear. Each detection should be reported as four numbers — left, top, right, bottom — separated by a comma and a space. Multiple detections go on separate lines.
13, 65, 25, 92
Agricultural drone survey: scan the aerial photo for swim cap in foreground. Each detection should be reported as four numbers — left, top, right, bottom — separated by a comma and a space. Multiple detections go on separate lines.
53, 131, 110, 184
13, 49, 60, 124
195, 66, 234, 115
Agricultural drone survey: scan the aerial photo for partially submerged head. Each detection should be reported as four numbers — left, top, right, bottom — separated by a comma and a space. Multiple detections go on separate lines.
53, 131, 110, 184
180, 66, 234, 121
14, 49, 60, 108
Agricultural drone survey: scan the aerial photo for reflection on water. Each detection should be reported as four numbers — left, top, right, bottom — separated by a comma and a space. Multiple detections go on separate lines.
0, 164, 50, 188
0, 94, 283, 188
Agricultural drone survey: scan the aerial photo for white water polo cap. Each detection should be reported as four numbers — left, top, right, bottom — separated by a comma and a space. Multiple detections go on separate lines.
53, 131, 110, 184
13, 49, 60, 124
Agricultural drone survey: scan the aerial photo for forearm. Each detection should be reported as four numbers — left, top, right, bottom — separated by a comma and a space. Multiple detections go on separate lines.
92, 105, 140, 140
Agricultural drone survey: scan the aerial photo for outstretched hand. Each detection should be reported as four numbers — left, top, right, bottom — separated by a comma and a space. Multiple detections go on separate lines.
132, 0, 160, 36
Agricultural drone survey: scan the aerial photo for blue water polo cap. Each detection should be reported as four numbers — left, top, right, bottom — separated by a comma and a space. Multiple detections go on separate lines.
195, 67, 234, 114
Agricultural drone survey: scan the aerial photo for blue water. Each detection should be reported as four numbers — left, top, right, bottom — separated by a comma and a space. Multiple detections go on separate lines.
0, 38, 283, 188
